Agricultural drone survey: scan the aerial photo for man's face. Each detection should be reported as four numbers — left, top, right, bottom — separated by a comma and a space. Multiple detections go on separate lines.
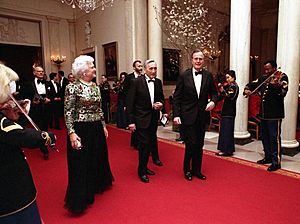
134, 62, 143, 74
144, 62, 157, 80
33, 67, 44, 79
101, 75, 107, 83
54, 74, 60, 82
264, 63, 276, 76
68, 74, 75, 82
191, 51, 204, 71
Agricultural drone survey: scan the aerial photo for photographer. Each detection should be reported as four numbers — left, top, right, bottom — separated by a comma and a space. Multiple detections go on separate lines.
20, 66, 51, 160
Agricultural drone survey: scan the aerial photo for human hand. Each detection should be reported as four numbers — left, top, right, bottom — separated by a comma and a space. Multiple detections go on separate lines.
128, 123, 136, 132
153, 102, 163, 110
173, 116, 181, 125
69, 133, 82, 150
205, 101, 215, 111
103, 126, 108, 138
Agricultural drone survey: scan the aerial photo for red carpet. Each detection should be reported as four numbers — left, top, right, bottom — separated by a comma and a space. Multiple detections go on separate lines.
24, 125, 300, 224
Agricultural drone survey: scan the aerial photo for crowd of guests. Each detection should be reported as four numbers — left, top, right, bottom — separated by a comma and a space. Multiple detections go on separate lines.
0, 49, 288, 222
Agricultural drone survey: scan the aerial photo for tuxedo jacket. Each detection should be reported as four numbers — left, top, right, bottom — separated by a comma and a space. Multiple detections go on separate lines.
60, 77, 69, 97
48, 81, 61, 100
126, 76, 165, 129
123, 72, 138, 106
20, 79, 51, 129
20, 79, 51, 102
173, 68, 218, 126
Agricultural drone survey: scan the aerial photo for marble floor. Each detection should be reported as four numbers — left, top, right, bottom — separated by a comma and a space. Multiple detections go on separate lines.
157, 123, 300, 174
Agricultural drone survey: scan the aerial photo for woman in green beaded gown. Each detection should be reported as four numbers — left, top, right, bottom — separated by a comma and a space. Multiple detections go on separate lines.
64, 55, 113, 214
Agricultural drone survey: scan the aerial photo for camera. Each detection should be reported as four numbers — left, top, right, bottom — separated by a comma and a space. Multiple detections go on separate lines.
33, 94, 46, 104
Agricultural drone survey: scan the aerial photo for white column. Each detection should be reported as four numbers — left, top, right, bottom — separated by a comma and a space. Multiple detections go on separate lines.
277, 0, 300, 149
148, 0, 163, 80
124, 0, 147, 72
230, 0, 251, 139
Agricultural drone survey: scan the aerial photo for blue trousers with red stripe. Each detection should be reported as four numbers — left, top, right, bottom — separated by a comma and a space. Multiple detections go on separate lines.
261, 119, 282, 165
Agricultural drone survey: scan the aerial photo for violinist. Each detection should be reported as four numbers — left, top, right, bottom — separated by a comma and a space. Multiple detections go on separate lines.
215, 70, 239, 157
243, 60, 288, 172
0, 64, 56, 223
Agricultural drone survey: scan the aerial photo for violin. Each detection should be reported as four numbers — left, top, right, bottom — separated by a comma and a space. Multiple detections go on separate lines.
269, 70, 283, 85
243, 69, 284, 98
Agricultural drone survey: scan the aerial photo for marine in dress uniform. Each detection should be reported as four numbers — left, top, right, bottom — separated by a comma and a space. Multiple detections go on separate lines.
244, 60, 288, 171
0, 64, 56, 224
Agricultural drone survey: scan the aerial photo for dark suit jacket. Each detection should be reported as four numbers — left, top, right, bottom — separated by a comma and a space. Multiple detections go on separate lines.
60, 77, 69, 99
123, 73, 136, 106
126, 76, 165, 129
173, 68, 218, 126
19, 79, 51, 130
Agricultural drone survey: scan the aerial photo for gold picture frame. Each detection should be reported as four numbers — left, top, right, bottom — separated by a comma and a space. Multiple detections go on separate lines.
103, 42, 117, 81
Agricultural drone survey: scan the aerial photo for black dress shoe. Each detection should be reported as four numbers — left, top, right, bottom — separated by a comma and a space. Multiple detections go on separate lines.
267, 164, 281, 172
146, 169, 155, 175
175, 137, 183, 141
43, 153, 49, 160
184, 172, 192, 181
193, 173, 207, 180
257, 158, 272, 164
153, 160, 163, 166
139, 175, 149, 183
215, 152, 233, 157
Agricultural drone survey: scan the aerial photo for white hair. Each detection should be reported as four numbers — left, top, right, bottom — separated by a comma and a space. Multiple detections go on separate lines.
0, 64, 19, 103
71, 55, 94, 78
144, 59, 156, 68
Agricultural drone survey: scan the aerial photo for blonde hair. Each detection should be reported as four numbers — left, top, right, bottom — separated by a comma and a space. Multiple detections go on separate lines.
0, 64, 19, 103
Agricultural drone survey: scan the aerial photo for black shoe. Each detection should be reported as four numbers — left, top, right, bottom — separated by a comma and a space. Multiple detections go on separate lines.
215, 152, 233, 157
175, 137, 183, 141
257, 158, 272, 164
43, 153, 49, 160
267, 164, 281, 172
193, 173, 207, 180
153, 160, 163, 166
139, 175, 149, 183
146, 169, 155, 175
184, 171, 192, 181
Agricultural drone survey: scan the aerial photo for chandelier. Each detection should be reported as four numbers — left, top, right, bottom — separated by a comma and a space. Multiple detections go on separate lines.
61, 0, 114, 13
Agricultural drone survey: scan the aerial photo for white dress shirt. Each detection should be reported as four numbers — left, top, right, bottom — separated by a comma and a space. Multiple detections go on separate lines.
145, 75, 155, 105
193, 68, 202, 97
35, 78, 46, 95
51, 80, 58, 93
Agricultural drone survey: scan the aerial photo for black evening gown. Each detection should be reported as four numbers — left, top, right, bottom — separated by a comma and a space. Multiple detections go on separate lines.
64, 121, 113, 213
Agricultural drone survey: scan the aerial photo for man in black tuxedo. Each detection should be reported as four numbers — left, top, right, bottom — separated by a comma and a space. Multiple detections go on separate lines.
20, 66, 51, 160
123, 60, 143, 150
48, 72, 62, 130
173, 49, 218, 181
58, 70, 69, 116
126, 59, 165, 183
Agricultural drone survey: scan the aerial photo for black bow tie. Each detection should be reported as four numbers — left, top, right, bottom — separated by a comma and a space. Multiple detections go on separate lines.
195, 71, 202, 76
37, 79, 45, 84
148, 79, 155, 83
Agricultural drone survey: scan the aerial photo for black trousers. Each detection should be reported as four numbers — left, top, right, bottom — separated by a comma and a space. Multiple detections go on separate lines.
30, 104, 50, 155
136, 120, 159, 176
182, 116, 206, 174
261, 119, 282, 165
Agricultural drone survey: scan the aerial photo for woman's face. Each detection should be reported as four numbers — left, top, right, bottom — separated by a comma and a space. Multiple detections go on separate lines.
83, 62, 96, 82
225, 74, 235, 83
